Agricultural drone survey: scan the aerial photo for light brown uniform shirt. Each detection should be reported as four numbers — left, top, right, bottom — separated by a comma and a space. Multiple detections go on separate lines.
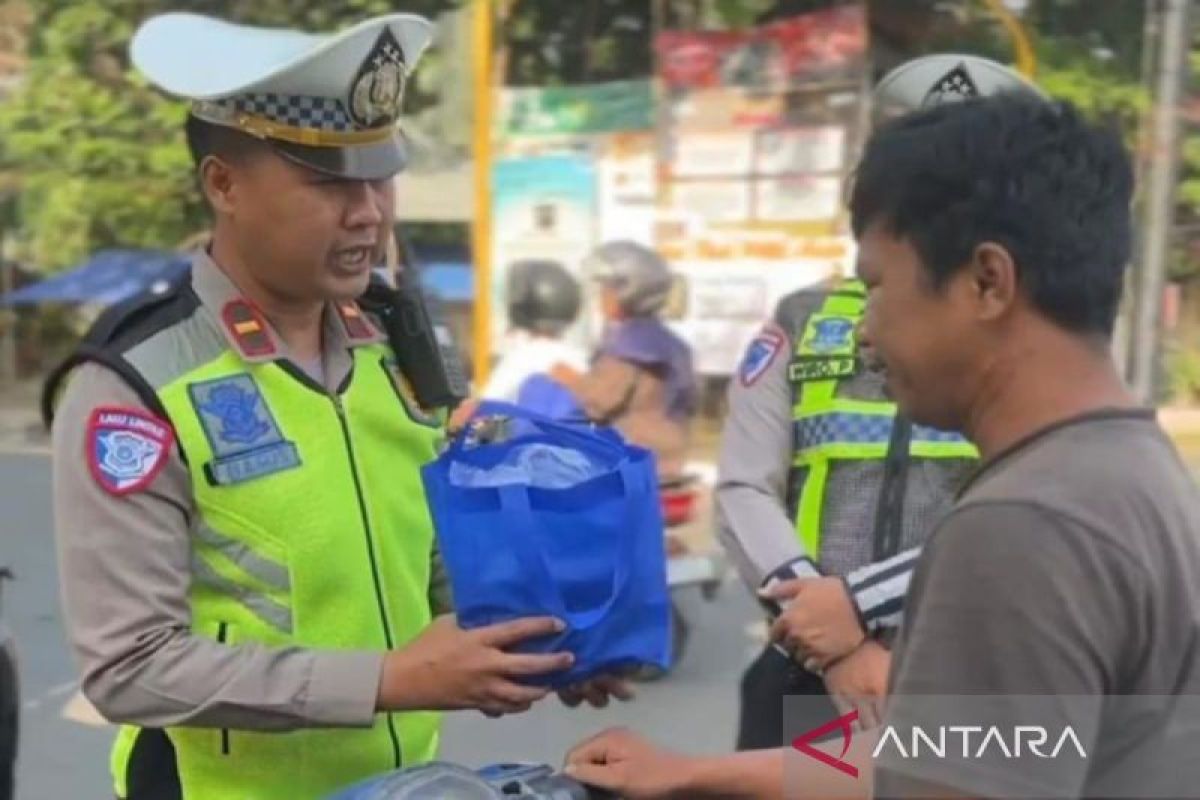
52, 252, 448, 732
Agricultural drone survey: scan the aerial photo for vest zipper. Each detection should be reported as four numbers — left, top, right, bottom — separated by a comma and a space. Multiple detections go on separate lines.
217, 622, 231, 756
330, 392, 404, 769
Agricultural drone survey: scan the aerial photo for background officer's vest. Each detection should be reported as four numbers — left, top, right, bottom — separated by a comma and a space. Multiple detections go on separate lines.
788, 280, 977, 560
56, 282, 442, 800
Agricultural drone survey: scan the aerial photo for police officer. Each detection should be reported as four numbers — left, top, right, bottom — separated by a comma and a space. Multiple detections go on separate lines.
46, 13, 579, 800
716, 55, 1044, 748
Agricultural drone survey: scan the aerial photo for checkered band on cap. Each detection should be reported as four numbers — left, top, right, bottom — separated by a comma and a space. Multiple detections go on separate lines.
209, 93, 357, 132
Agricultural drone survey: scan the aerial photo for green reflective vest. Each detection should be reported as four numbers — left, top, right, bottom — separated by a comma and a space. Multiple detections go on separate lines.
789, 280, 978, 557
108, 338, 441, 800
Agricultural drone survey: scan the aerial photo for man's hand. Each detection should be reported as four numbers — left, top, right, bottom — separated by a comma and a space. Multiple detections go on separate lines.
762, 576, 865, 669
378, 615, 573, 717
823, 639, 891, 729
564, 727, 692, 799
558, 674, 636, 709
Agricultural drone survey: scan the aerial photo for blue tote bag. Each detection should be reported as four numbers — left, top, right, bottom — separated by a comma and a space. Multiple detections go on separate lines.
421, 401, 671, 686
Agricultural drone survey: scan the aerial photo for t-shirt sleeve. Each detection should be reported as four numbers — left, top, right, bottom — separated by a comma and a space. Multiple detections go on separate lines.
479, 352, 526, 401
878, 502, 1148, 799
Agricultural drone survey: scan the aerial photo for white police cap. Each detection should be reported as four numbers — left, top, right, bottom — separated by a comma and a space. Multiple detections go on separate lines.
131, 12, 434, 180
874, 54, 1046, 117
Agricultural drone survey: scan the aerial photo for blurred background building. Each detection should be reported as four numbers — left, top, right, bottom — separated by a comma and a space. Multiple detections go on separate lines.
0, 0, 1195, 412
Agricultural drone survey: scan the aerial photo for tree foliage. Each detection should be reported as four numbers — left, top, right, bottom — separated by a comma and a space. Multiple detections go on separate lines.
0, 0, 1192, 280
0, 0, 465, 271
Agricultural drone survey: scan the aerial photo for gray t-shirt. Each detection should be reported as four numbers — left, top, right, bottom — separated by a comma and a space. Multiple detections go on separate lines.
877, 409, 1200, 799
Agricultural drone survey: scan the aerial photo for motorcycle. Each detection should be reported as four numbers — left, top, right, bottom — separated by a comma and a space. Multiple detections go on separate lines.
328, 760, 612, 799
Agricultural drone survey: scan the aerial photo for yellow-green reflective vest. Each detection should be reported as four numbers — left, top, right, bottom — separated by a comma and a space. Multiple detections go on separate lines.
106, 334, 441, 799
790, 280, 978, 557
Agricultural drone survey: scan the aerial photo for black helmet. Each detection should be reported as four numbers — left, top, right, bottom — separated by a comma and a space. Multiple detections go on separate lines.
506, 259, 582, 335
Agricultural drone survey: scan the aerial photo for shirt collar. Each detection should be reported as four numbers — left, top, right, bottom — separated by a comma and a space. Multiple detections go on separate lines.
190, 250, 386, 365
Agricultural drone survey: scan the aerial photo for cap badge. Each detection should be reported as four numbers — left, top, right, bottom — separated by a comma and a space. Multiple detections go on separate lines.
923, 62, 980, 106
349, 27, 407, 128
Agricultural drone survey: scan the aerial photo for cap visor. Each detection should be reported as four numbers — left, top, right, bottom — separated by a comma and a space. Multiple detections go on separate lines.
271, 132, 408, 180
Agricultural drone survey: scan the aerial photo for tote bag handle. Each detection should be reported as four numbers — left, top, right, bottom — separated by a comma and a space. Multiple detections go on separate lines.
494, 460, 645, 631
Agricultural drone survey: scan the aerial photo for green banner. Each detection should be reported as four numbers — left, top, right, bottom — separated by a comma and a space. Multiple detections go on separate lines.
500, 80, 653, 136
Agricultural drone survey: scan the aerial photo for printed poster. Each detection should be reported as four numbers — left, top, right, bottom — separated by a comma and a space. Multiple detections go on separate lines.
597, 133, 657, 246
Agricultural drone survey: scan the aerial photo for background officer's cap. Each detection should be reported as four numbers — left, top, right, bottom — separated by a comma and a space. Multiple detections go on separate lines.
131, 12, 433, 180
873, 53, 1046, 119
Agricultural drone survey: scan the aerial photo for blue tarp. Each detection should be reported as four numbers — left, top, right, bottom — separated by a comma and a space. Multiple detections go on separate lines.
411, 244, 473, 303
418, 263, 472, 303
0, 249, 190, 307
1, 246, 474, 307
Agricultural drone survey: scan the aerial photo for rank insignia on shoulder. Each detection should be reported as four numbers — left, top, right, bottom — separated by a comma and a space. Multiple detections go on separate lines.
87, 406, 175, 495
384, 355, 443, 428
739, 324, 786, 387
335, 300, 382, 343
221, 300, 277, 360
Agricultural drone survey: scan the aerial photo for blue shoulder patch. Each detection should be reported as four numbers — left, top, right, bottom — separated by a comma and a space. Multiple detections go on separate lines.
188, 374, 301, 486
739, 325, 786, 387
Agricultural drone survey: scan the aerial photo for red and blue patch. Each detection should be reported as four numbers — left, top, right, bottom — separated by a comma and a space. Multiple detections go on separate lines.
739, 324, 787, 387
86, 407, 174, 496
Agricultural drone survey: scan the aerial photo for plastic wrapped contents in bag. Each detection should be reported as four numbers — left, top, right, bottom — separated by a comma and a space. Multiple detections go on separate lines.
448, 442, 608, 489
422, 401, 672, 686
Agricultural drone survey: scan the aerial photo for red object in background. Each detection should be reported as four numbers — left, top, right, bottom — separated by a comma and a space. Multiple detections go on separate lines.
661, 480, 699, 527
655, 5, 867, 91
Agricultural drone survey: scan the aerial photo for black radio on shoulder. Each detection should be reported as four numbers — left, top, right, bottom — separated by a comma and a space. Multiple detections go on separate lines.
360, 265, 469, 412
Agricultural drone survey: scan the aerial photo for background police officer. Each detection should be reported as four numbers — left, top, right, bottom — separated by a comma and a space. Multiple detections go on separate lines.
716, 55, 1043, 748
47, 12, 577, 799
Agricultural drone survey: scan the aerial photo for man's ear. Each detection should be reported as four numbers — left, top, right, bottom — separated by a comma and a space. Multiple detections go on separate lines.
198, 155, 238, 216
967, 241, 1019, 322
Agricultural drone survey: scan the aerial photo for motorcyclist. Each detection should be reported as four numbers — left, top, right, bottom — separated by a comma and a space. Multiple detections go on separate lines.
482, 258, 588, 417
553, 241, 698, 481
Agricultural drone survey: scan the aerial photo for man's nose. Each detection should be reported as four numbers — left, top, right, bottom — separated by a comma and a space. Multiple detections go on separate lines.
344, 181, 386, 229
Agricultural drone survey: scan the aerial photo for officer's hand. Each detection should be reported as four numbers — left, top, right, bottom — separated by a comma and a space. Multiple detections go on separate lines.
822, 639, 891, 730
564, 727, 691, 799
378, 615, 573, 717
447, 399, 479, 433
558, 674, 636, 709
762, 576, 865, 669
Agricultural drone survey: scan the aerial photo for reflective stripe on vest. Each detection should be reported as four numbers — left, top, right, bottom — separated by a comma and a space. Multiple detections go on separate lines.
790, 280, 977, 559
108, 320, 442, 800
